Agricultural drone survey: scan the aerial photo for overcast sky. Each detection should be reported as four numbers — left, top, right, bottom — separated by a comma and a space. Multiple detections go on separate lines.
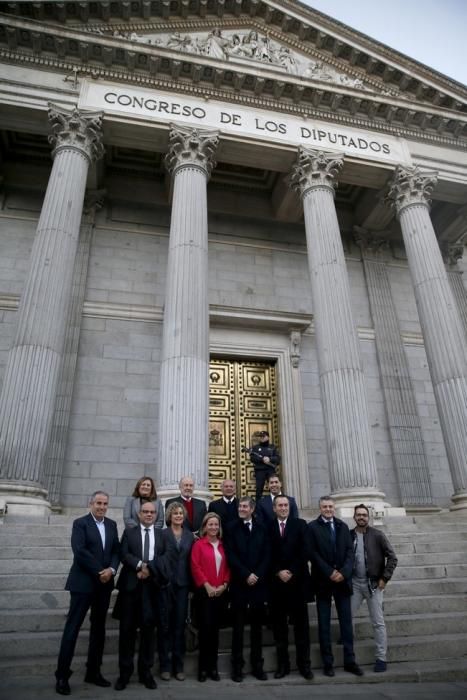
302, 0, 467, 86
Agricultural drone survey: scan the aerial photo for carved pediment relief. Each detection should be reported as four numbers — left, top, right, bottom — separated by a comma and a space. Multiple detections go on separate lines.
88, 25, 388, 94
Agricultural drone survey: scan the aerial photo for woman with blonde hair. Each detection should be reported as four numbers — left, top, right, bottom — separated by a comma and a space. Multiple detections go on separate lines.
190, 512, 230, 682
123, 476, 164, 529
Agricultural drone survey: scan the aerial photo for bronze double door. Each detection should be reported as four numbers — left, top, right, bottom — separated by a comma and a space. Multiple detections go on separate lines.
208, 358, 280, 498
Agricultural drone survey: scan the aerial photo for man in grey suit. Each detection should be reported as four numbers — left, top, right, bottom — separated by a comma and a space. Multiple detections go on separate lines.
55, 491, 120, 696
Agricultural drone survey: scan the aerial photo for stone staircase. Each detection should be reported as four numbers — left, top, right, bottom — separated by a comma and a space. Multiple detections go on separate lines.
1, 511, 467, 683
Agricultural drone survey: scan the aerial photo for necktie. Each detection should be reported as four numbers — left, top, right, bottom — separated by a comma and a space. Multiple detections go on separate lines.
280, 521, 285, 537
329, 521, 336, 546
143, 527, 150, 561
244, 521, 251, 533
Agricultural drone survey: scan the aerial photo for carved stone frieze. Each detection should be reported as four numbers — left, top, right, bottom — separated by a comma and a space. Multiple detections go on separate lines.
93, 25, 373, 90
48, 104, 104, 163
386, 165, 438, 216
289, 148, 344, 198
165, 124, 219, 178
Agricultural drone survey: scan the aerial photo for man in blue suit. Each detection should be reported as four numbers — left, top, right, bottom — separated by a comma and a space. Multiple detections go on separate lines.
255, 474, 299, 525
55, 491, 120, 696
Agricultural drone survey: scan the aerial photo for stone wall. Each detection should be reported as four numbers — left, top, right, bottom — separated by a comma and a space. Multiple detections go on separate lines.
0, 184, 464, 510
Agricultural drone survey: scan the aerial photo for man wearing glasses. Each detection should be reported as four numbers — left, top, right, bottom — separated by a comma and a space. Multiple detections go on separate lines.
351, 504, 398, 673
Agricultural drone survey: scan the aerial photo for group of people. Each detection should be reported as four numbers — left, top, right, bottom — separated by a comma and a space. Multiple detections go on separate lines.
54, 472, 397, 695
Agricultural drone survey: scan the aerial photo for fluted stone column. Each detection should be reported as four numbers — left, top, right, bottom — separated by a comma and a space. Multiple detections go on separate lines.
355, 229, 435, 509
0, 105, 103, 515
387, 165, 467, 509
44, 192, 104, 508
290, 149, 385, 509
158, 125, 218, 499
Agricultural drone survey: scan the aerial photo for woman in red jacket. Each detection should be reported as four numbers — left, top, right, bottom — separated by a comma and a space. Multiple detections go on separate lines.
191, 512, 230, 682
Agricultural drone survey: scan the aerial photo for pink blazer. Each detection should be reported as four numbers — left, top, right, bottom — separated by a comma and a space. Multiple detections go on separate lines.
190, 537, 231, 589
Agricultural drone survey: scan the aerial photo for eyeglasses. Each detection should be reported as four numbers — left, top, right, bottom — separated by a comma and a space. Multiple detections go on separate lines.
141, 510, 156, 514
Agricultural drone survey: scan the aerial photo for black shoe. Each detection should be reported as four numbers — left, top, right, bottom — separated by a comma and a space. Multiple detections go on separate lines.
274, 666, 290, 679
344, 663, 364, 677
231, 671, 243, 682
84, 672, 111, 687
198, 671, 207, 682
139, 675, 157, 689
114, 678, 127, 691
323, 666, 335, 677
299, 668, 314, 680
55, 679, 71, 696
253, 669, 268, 681
210, 670, 220, 681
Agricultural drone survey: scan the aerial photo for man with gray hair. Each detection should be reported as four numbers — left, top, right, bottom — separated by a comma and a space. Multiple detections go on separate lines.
165, 476, 207, 532
55, 491, 120, 695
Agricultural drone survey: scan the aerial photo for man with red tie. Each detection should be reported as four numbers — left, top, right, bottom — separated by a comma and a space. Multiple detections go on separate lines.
165, 476, 207, 533
268, 495, 313, 681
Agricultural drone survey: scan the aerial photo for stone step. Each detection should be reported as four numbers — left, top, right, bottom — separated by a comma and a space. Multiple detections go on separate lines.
2, 656, 467, 686
389, 550, 465, 566
1, 628, 466, 670
392, 563, 467, 580
1, 601, 465, 642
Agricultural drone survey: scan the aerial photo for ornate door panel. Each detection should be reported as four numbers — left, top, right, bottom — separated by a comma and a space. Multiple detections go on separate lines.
209, 359, 280, 498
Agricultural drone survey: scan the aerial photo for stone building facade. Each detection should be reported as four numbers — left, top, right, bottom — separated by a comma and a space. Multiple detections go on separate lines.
0, 0, 466, 517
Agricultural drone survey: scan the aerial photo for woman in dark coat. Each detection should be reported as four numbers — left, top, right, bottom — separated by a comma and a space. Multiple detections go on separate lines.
158, 502, 194, 681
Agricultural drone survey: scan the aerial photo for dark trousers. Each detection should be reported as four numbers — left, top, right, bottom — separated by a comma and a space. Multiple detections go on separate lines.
118, 591, 156, 680
158, 584, 189, 673
316, 588, 355, 667
56, 588, 111, 679
231, 602, 264, 671
195, 589, 224, 674
254, 466, 275, 502
271, 586, 310, 670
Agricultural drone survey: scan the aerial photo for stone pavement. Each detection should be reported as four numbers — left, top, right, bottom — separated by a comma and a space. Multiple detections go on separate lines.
2, 676, 467, 700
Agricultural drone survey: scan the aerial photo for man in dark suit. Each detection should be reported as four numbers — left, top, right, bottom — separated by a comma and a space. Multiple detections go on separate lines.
224, 496, 270, 683
208, 478, 239, 527
165, 475, 207, 533
55, 491, 120, 696
307, 495, 363, 678
256, 474, 299, 526
269, 495, 313, 680
249, 430, 281, 503
114, 501, 175, 691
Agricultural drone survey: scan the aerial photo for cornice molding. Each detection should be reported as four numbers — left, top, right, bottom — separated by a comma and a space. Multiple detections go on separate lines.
0, 11, 466, 143
1, 48, 466, 152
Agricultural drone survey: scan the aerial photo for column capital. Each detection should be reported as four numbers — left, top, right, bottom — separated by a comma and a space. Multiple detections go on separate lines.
48, 103, 104, 163
386, 164, 438, 216
441, 242, 465, 267
353, 226, 390, 257
165, 124, 219, 179
289, 147, 344, 198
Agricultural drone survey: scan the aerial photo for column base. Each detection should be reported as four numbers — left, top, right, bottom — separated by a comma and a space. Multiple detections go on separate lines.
450, 492, 467, 511
0, 483, 51, 517
330, 489, 405, 523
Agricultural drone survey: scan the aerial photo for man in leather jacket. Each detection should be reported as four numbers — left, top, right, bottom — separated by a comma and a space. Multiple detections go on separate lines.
350, 504, 398, 673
